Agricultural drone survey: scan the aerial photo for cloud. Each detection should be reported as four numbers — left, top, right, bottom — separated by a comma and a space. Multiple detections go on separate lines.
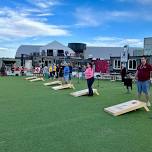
0, 47, 15, 58
75, 5, 152, 27
85, 36, 143, 47
0, 0, 69, 58
75, 7, 136, 27
75, 8, 101, 27
0, 7, 70, 38
26, 0, 61, 8
0, 47, 9, 52
117, 0, 152, 4
36, 13, 54, 17
138, 0, 152, 4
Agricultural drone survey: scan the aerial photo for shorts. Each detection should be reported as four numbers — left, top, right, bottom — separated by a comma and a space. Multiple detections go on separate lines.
64, 75, 69, 81
137, 80, 150, 94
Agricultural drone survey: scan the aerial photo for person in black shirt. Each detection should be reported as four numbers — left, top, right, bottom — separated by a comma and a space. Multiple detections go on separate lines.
121, 64, 127, 82
56, 64, 59, 78
58, 63, 64, 82
69, 63, 73, 83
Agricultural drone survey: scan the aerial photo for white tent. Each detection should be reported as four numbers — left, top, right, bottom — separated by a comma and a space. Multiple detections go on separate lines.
39, 40, 75, 56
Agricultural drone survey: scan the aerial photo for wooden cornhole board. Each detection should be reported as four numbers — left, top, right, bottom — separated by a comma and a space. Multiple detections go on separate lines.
30, 77, 44, 82
52, 84, 75, 90
43, 81, 62, 86
104, 100, 149, 116
70, 89, 99, 97
25, 76, 37, 80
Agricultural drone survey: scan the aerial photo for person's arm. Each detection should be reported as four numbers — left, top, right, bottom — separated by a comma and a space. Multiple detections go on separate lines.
135, 70, 138, 80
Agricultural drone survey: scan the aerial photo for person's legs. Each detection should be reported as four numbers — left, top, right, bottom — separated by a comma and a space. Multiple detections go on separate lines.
126, 85, 129, 93
50, 72, 52, 78
87, 79, 91, 96
56, 72, 59, 79
89, 77, 94, 96
53, 71, 56, 79
69, 73, 72, 83
64, 75, 69, 84
137, 81, 142, 100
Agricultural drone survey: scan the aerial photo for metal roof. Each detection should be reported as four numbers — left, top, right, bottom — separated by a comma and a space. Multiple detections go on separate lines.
85, 46, 137, 59
15, 45, 42, 58
40, 40, 74, 55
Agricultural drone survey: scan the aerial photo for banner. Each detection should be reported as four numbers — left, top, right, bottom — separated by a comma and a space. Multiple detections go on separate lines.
121, 46, 128, 62
34, 67, 41, 74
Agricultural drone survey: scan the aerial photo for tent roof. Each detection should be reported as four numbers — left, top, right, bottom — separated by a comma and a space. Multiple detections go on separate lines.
40, 40, 74, 53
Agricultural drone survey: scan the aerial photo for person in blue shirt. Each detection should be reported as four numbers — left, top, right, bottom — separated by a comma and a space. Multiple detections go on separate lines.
64, 63, 70, 84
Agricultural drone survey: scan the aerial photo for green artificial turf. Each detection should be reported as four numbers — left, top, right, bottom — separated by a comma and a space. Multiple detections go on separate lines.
0, 77, 152, 152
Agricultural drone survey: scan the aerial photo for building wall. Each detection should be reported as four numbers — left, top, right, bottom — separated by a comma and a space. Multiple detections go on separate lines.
144, 37, 152, 55
84, 46, 140, 60
133, 49, 144, 56
110, 56, 152, 73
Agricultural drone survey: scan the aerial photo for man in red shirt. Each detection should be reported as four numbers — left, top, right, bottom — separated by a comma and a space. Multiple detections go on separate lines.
135, 56, 152, 107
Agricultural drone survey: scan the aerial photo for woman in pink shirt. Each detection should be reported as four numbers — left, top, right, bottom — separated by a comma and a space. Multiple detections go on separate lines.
84, 63, 94, 96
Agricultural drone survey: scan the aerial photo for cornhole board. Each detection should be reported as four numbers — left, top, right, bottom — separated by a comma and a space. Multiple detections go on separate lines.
70, 89, 99, 97
104, 100, 149, 116
25, 76, 37, 80
30, 77, 44, 82
43, 81, 62, 86
52, 84, 75, 90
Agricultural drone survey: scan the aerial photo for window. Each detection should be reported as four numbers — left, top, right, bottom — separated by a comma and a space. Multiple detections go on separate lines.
47, 49, 53, 56
128, 59, 137, 70
57, 50, 64, 56
33, 52, 40, 57
41, 50, 46, 56
113, 59, 121, 69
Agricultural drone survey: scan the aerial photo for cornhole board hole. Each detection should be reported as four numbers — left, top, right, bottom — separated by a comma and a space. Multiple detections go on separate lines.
104, 100, 149, 116
43, 81, 62, 86
25, 76, 37, 80
70, 89, 99, 97
30, 77, 44, 82
52, 84, 75, 90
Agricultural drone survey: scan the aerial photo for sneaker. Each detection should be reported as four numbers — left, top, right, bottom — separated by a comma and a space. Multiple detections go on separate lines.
147, 101, 151, 107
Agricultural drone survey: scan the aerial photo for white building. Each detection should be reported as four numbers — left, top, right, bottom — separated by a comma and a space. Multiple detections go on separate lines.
39, 40, 75, 57
144, 37, 152, 55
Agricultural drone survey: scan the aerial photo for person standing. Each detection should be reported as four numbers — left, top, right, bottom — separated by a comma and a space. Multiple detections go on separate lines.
69, 63, 73, 83
121, 64, 127, 82
64, 63, 70, 84
52, 64, 57, 79
84, 63, 94, 96
49, 64, 53, 79
56, 64, 59, 79
135, 56, 152, 107
43, 65, 49, 79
